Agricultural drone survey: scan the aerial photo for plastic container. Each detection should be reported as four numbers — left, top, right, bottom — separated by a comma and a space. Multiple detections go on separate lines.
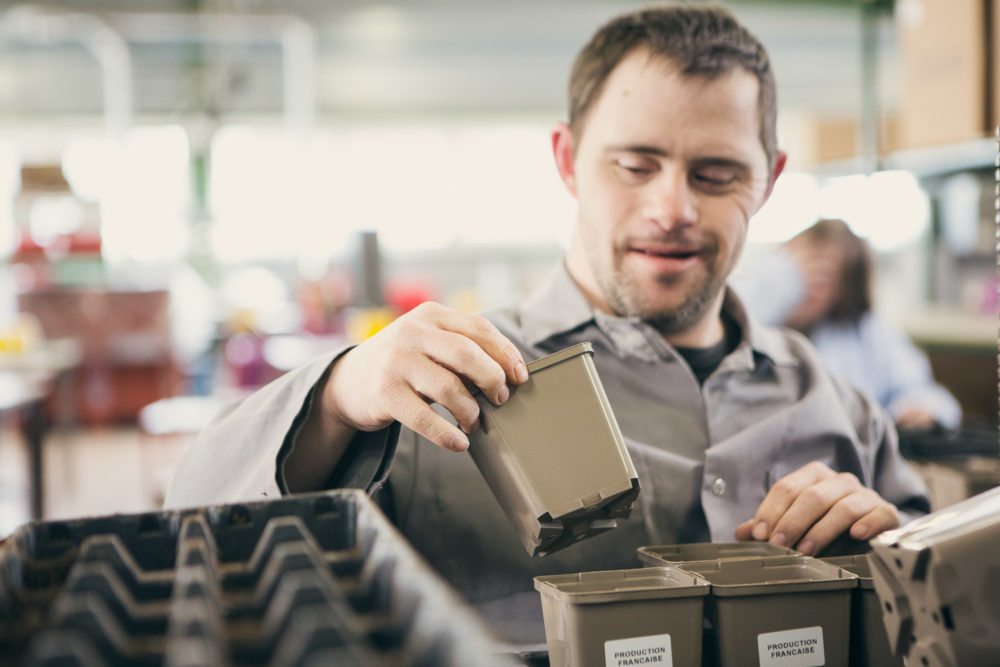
534, 566, 710, 667
467, 342, 640, 557
638, 541, 798, 567
0, 489, 515, 666
681, 555, 857, 667
820, 554, 902, 667
868, 485, 1000, 667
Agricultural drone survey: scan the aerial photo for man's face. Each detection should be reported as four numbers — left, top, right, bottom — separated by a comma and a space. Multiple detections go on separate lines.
562, 50, 778, 336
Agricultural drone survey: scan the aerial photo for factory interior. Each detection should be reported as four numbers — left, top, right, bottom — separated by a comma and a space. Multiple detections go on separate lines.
0, 1, 999, 665
0, 0, 996, 533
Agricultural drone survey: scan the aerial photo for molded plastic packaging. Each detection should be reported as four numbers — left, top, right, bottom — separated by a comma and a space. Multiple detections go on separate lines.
0, 489, 515, 666
868, 485, 1000, 666
467, 342, 640, 557
681, 555, 857, 667
638, 541, 797, 567
534, 566, 710, 667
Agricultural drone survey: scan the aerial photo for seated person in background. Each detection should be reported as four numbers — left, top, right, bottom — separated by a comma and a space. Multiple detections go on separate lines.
736, 218, 962, 431
165, 6, 929, 645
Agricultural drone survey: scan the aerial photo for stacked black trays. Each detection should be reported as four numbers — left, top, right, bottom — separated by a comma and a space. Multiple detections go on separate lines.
0, 489, 515, 667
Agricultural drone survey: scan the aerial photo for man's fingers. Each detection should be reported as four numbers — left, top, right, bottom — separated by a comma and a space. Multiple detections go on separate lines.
743, 461, 901, 554
849, 503, 900, 541
420, 303, 529, 385
751, 461, 836, 541
895, 408, 935, 431
404, 357, 482, 435
767, 472, 860, 549
328, 302, 527, 451
420, 329, 511, 406
789, 486, 886, 555
798, 493, 899, 554
383, 380, 472, 452
734, 519, 754, 541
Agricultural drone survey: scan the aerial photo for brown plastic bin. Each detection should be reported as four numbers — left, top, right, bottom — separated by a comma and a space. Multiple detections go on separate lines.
682, 555, 857, 667
638, 541, 798, 567
467, 342, 639, 557
534, 566, 710, 667
820, 554, 903, 667
868, 485, 1000, 666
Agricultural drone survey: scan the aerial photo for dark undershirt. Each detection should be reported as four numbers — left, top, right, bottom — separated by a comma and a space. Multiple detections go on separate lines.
674, 314, 742, 385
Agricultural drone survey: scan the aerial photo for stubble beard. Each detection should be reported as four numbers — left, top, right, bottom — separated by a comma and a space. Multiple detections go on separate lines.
598, 251, 725, 337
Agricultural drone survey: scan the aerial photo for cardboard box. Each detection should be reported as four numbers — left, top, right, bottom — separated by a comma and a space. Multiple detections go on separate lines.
814, 117, 858, 163
898, 0, 990, 148
786, 113, 903, 166
908, 458, 1000, 511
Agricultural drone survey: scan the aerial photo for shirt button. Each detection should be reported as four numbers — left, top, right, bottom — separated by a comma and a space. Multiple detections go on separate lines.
711, 478, 727, 497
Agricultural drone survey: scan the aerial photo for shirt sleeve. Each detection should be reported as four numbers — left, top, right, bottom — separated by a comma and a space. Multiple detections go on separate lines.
843, 372, 932, 522
863, 315, 963, 430
875, 423, 932, 525
163, 345, 399, 509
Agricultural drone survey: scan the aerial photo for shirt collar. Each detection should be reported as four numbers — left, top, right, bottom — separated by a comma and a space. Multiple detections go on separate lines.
719, 286, 800, 370
519, 261, 596, 347
518, 261, 799, 369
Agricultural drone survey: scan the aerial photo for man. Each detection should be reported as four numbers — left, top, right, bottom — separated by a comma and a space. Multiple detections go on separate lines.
166, 5, 928, 645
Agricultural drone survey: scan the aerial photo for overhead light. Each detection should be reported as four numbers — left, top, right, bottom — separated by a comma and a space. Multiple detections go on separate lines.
819, 170, 929, 251
748, 172, 820, 244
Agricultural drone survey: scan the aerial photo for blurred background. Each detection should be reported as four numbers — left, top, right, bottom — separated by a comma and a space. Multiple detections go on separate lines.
0, 0, 996, 534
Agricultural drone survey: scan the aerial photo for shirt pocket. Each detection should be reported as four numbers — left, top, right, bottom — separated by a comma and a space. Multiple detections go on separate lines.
765, 435, 870, 491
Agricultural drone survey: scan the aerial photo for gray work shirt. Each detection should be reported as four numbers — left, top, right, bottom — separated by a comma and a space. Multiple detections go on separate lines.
165, 262, 930, 646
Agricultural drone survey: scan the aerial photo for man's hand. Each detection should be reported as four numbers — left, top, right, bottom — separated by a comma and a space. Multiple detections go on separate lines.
734, 461, 900, 556
895, 407, 936, 431
324, 302, 529, 452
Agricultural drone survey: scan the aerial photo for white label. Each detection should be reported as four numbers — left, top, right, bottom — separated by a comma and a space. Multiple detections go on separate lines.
757, 626, 825, 666
604, 633, 672, 667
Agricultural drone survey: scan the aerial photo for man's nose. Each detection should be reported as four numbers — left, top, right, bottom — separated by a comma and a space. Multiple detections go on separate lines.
642, 167, 697, 230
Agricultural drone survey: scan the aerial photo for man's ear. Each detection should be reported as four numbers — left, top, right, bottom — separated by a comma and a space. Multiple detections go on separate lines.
551, 122, 578, 198
760, 149, 788, 204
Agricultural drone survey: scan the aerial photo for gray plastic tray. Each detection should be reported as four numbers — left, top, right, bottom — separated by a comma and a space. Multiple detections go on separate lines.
0, 489, 516, 666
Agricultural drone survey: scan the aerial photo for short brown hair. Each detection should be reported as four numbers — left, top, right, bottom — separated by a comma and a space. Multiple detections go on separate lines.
796, 218, 872, 323
568, 4, 778, 169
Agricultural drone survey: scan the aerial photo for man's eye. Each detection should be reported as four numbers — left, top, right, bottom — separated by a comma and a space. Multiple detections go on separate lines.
692, 169, 737, 187
615, 162, 652, 176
